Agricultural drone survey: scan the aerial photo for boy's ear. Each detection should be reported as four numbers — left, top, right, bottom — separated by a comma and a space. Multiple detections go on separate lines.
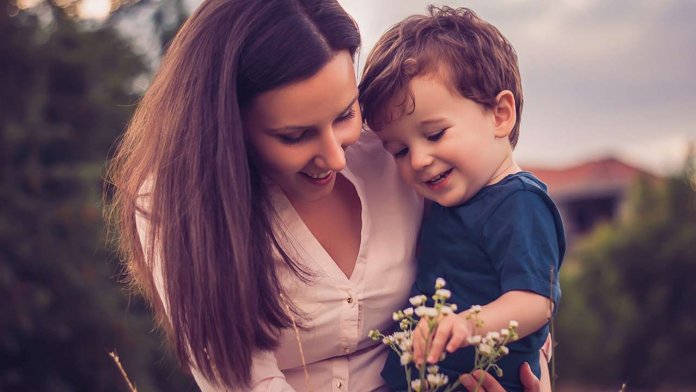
492, 90, 516, 138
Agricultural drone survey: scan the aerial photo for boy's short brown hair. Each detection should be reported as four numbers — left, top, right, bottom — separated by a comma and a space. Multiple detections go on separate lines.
359, 6, 523, 147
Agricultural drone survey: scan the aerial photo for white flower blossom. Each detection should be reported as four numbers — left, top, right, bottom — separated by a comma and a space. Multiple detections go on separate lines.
398, 337, 413, 352
470, 305, 483, 313
403, 307, 414, 316
427, 365, 440, 374
424, 307, 439, 318
509, 320, 519, 328
393, 311, 403, 321
411, 379, 422, 391
435, 289, 451, 299
467, 335, 482, 344
449, 303, 458, 312
500, 346, 510, 355
478, 343, 492, 355
409, 295, 426, 306
435, 277, 447, 289
440, 306, 453, 315
500, 328, 510, 337
400, 352, 413, 365
427, 373, 449, 387
486, 331, 501, 341
414, 306, 427, 317
393, 331, 408, 342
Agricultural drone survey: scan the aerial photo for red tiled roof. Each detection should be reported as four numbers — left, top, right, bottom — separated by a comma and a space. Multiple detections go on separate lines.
523, 157, 657, 199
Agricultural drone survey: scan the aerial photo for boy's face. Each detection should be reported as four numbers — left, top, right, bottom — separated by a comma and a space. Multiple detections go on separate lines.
376, 74, 518, 206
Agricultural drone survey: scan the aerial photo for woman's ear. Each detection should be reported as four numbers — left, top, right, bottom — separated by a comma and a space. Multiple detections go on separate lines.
492, 90, 516, 138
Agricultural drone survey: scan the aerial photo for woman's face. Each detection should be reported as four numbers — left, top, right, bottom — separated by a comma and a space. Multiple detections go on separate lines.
244, 50, 362, 203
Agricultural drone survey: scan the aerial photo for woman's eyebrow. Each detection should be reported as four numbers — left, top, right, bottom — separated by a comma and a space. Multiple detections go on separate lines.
268, 95, 358, 133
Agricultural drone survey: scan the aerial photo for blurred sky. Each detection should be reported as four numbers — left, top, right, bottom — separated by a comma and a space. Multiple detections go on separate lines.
84, 0, 696, 174
338, 0, 696, 174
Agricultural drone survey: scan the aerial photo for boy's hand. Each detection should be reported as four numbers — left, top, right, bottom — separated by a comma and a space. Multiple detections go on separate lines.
413, 312, 474, 364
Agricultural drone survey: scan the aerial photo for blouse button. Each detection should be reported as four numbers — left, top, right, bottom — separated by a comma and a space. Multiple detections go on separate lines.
337, 381, 343, 389
346, 297, 353, 304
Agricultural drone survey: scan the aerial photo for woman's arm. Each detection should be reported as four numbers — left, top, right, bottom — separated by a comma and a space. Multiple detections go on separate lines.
191, 351, 296, 392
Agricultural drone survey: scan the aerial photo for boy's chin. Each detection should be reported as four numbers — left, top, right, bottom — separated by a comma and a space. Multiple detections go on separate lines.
420, 191, 469, 207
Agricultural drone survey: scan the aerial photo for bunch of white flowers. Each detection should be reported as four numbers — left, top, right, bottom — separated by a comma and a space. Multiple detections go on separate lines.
368, 278, 519, 392
464, 307, 520, 385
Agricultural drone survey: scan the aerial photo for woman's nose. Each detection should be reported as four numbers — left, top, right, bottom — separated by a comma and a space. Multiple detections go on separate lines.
314, 129, 347, 171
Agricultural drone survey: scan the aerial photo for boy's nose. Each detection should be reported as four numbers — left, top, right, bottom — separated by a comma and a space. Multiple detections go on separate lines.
410, 148, 434, 171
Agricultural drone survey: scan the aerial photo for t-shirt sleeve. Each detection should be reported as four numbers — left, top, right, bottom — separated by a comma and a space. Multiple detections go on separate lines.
481, 190, 562, 304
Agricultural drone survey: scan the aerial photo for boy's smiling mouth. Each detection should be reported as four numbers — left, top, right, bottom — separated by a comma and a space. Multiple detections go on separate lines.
424, 168, 453, 189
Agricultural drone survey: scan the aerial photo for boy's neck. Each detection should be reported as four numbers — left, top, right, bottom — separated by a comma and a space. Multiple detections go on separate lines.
486, 154, 521, 187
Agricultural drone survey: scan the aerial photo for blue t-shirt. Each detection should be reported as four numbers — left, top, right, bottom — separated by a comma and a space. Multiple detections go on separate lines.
381, 172, 565, 392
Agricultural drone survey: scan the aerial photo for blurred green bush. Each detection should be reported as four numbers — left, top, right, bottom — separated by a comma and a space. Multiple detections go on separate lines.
556, 149, 696, 390
0, 1, 195, 390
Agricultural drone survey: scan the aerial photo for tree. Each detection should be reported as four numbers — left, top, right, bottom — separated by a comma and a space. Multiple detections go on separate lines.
556, 149, 696, 389
0, 1, 195, 390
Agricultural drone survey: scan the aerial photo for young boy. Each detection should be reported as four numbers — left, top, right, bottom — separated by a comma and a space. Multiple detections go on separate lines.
359, 6, 565, 391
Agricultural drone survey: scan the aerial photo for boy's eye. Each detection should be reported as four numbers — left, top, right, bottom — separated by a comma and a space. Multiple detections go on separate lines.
278, 130, 308, 145
393, 148, 408, 159
426, 129, 446, 142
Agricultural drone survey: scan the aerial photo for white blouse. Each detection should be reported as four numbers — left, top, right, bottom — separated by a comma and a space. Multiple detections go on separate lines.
143, 131, 423, 391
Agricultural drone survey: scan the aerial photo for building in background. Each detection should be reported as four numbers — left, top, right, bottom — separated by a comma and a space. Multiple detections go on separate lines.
526, 158, 658, 244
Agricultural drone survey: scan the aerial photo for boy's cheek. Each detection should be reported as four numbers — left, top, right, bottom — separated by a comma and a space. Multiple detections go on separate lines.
396, 162, 414, 182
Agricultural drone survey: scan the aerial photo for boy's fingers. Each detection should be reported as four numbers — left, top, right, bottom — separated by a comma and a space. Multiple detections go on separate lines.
413, 321, 429, 364
446, 326, 466, 352
426, 321, 452, 363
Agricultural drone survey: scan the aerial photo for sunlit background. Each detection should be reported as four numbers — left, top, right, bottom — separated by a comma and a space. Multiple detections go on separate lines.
2, 0, 695, 391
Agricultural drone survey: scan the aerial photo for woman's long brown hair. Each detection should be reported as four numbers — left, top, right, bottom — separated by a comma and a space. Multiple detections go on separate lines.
105, 0, 360, 388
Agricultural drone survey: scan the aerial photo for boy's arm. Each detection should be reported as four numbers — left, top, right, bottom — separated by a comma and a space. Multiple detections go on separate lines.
465, 290, 551, 340
413, 290, 552, 364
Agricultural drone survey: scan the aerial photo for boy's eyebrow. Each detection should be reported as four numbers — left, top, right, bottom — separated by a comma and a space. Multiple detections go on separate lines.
420, 118, 447, 126
268, 95, 358, 133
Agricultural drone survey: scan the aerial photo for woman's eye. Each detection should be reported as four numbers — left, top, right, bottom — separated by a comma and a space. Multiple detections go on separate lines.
336, 108, 357, 123
393, 148, 408, 159
278, 131, 308, 145
427, 129, 446, 142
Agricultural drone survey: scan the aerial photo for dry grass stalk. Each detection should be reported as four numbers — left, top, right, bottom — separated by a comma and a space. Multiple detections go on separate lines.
549, 267, 556, 391
281, 293, 312, 392
109, 351, 138, 392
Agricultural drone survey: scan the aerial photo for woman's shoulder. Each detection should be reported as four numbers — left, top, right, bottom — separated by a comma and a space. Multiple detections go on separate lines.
345, 130, 394, 177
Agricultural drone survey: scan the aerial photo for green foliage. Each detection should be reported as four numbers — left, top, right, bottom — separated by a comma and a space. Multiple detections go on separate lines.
556, 150, 696, 389
0, 1, 195, 390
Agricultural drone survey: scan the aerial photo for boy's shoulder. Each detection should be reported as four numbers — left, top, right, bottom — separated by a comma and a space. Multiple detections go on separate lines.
489, 171, 549, 195
446, 172, 556, 225
457, 171, 549, 209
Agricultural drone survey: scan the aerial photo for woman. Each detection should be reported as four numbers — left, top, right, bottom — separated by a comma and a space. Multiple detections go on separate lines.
107, 0, 549, 390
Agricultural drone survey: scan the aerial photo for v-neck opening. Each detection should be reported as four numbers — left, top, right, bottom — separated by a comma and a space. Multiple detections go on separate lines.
272, 167, 370, 285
